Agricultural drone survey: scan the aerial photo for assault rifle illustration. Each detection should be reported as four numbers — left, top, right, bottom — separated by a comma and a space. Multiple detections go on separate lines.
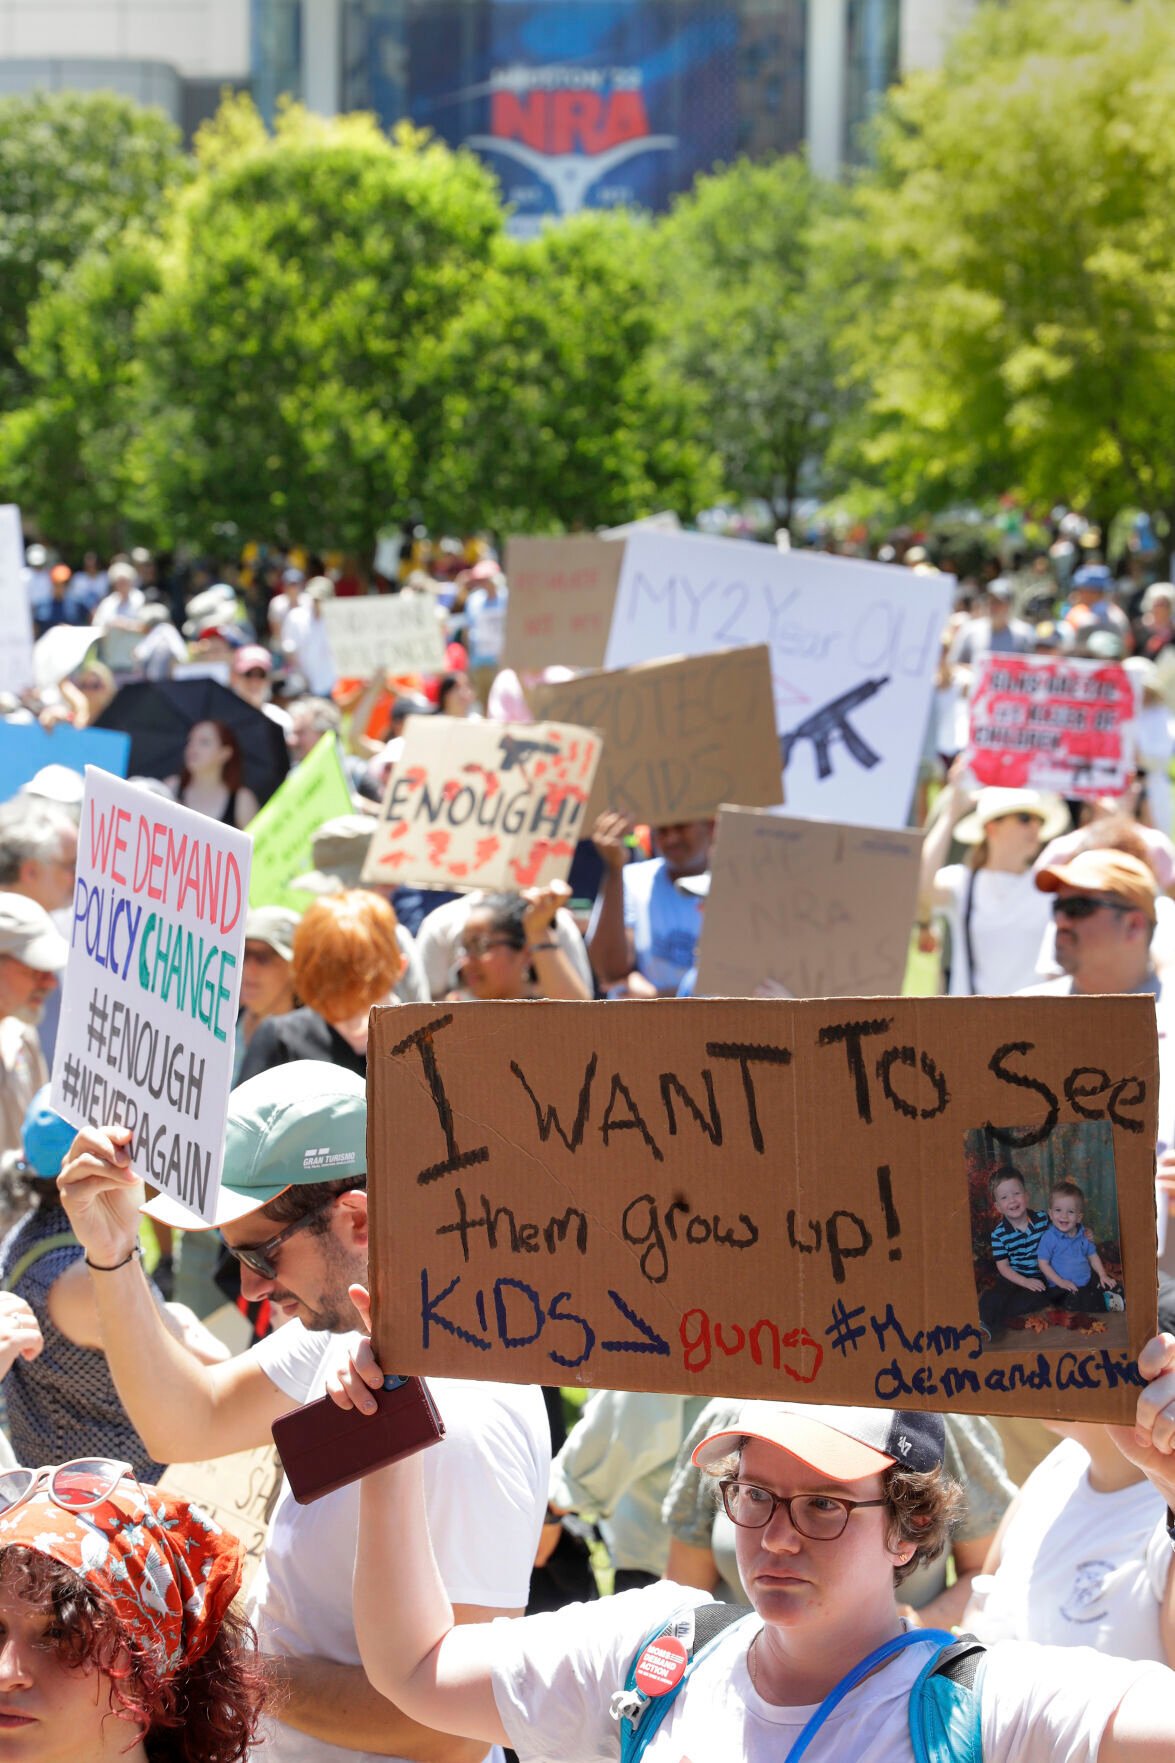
779, 677, 890, 780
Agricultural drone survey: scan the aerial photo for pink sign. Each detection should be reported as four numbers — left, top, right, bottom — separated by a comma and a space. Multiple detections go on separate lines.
969, 655, 1136, 799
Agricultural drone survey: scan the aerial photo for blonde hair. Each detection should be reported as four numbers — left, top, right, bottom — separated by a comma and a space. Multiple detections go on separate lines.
293, 890, 404, 1023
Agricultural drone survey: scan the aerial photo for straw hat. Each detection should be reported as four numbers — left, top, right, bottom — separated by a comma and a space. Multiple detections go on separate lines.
952, 788, 1069, 846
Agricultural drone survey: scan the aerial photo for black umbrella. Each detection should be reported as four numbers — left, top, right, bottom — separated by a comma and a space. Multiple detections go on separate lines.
95, 678, 290, 807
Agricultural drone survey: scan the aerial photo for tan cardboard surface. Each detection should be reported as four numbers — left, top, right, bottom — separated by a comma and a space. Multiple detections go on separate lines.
503, 535, 624, 672
369, 997, 1158, 1421
361, 716, 602, 892
695, 810, 920, 999
527, 647, 781, 827
158, 1447, 282, 1593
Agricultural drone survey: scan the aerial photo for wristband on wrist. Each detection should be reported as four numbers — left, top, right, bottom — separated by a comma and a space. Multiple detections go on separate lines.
84, 1245, 142, 1273
528, 940, 558, 953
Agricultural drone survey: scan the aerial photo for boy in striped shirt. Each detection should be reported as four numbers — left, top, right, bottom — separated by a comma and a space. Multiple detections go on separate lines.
979, 1167, 1053, 1340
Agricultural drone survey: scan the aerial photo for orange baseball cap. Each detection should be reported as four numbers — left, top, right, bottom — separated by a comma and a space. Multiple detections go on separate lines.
1035, 849, 1157, 921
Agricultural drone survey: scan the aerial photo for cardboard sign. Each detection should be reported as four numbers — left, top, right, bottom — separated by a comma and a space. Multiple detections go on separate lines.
604, 533, 953, 828
362, 717, 602, 893
368, 997, 1157, 1421
503, 535, 624, 673
0, 505, 34, 698
158, 1447, 282, 1594
527, 648, 781, 827
695, 810, 921, 1000
968, 654, 1136, 799
51, 770, 251, 1223
0, 720, 131, 797
247, 734, 354, 913
322, 594, 445, 680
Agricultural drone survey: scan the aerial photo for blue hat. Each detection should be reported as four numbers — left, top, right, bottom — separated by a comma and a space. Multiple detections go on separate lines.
1073, 563, 1112, 592
21, 1086, 75, 1178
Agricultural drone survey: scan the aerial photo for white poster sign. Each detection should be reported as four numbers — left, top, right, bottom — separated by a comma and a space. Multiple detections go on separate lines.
604, 532, 953, 827
51, 770, 251, 1224
0, 505, 35, 697
322, 594, 445, 679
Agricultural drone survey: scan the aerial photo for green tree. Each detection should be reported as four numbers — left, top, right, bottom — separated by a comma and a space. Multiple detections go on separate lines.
0, 91, 187, 403
831, 0, 1175, 534
0, 239, 160, 551
134, 102, 504, 553
422, 211, 718, 533
651, 156, 847, 531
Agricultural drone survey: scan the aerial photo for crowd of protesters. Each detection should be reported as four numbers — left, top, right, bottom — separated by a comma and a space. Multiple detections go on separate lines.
1, 519, 1175, 1759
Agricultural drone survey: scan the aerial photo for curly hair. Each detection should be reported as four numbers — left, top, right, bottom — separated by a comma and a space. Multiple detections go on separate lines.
292, 889, 404, 1022
0, 1547, 264, 1762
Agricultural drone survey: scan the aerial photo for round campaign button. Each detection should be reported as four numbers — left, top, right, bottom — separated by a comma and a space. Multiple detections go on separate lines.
634, 1634, 688, 1697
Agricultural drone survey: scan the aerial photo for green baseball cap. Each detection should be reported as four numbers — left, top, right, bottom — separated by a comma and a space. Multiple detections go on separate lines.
143, 1062, 366, 1229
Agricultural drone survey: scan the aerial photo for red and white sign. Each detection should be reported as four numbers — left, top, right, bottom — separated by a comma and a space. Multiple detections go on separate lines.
968, 654, 1136, 799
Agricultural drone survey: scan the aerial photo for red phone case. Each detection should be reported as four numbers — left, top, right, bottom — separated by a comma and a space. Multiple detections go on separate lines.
272, 1376, 445, 1505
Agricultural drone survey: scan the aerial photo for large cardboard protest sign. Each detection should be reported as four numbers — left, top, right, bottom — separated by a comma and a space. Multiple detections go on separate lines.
503, 535, 624, 673
322, 594, 445, 680
362, 717, 602, 893
247, 734, 353, 913
369, 998, 1157, 1421
969, 654, 1136, 799
159, 1448, 281, 1594
527, 648, 781, 827
0, 504, 34, 698
51, 771, 250, 1224
695, 810, 920, 1000
603, 532, 953, 828
0, 720, 131, 795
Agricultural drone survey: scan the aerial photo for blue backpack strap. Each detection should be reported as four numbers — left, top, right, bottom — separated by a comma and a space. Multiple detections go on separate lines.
909, 1635, 987, 1763
785, 1629, 956, 1763
614, 1602, 752, 1763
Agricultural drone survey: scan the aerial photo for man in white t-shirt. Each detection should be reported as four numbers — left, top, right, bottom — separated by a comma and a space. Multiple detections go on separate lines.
57, 1061, 550, 1763
586, 813, 710, 996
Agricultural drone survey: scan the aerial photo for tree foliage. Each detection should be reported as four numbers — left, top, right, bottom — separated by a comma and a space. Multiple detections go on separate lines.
422, 212, 719, 532
0, 91, 187, 404
132, 103, 504, 552
652, 156, 847, 527
832, 0, 1175, 530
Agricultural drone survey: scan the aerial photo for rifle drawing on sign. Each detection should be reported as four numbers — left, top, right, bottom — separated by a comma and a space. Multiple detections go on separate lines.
779, 677, 890, 781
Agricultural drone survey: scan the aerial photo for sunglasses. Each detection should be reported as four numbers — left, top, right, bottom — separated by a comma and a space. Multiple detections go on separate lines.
238, 669, 269, 681
459, 935, 520, 960
0, 1459, 136, 1518
1051, 895, 1132, 921
74, 677, 105, 691
222, 1194, 340, 1280
990, 812, 1042, 827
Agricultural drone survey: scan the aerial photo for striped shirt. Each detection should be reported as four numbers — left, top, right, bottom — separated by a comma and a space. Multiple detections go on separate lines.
990, 1209, 1049, 1277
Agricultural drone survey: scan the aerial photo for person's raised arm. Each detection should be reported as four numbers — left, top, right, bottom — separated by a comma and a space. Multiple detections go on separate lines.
56, 1125, 289, 1460
916, 760, 973, 924
522, 883, 591, 1002
585, 811, 636, 988
337, 1288, 508, 1750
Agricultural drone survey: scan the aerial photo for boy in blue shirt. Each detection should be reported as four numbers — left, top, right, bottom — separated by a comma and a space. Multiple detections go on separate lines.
1037, 1178, 1124, 1313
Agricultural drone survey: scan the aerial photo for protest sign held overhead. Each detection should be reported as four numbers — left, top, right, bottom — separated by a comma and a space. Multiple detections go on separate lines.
51, 769, 251, 1224
0, 504, 34, 699
362, 716, 603, 893
695, 809, 920, 1000
247, 733, 353, 913
368, 997, 1157, 1422
322, 593, 445, 680
968, 653, 1136, 799
603, 531, 952, 827
527, 647, 781, 827
503, 535, 624, 673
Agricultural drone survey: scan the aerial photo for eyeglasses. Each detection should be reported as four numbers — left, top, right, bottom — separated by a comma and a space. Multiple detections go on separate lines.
719, 1480, 888, 1540
458, 935, 519, 960
222, 1195, 340, 1280
1051, 895, 1133, 921
0, 1459, 136, 1518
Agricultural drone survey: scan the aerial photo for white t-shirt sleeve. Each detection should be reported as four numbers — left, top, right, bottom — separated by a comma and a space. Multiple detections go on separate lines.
425, 1383, 550, 1610
981, 1642, 1169, 1763
490, 1582, 707, 1763
248, 1320, 333, 1404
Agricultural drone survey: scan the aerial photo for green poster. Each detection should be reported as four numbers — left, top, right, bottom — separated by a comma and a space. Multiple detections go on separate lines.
247, 734, 353, 913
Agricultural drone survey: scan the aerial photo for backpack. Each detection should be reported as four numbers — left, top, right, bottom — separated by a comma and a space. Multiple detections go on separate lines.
612, 1602, 986, 1763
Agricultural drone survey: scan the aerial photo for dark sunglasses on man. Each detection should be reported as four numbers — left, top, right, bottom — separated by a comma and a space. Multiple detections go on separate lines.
1051, 894, 1132, 921
221, 1194, 339, 1280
